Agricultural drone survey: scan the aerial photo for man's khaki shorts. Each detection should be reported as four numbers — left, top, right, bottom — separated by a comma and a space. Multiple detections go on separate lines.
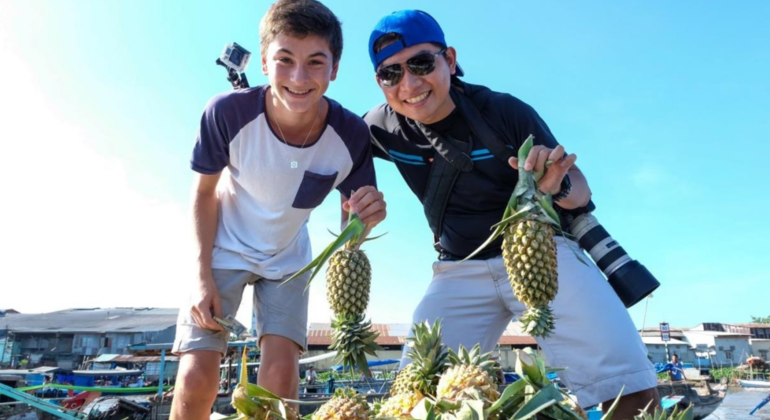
404, 237, 657, 408
173, 269, 310, 356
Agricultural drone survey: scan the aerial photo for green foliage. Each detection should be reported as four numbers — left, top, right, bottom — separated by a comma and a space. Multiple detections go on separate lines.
751, 315, 770, 324
312, 369, 395, 383
709, 367, 754, 382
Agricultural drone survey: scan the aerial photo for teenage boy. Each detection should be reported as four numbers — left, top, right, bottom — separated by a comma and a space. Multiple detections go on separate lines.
364, 10, 657, 418
170, 1, 386, 418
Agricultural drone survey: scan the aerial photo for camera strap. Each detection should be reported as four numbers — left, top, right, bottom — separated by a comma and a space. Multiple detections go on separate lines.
396, 112, 474, 241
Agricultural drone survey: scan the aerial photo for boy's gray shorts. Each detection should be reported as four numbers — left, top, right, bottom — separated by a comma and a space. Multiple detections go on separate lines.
173, 269, 310, 356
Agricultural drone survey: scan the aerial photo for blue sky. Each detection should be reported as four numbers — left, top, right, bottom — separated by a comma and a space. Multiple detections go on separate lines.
1, 1, 768, 333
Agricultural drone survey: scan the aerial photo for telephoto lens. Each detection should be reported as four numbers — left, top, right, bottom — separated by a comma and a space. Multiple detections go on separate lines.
570, 213, 660, 307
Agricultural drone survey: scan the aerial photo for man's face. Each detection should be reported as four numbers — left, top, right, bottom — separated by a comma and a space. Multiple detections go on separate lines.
375, 43, 458, 124
672, 355, 678, 363
262, 33, 338, 114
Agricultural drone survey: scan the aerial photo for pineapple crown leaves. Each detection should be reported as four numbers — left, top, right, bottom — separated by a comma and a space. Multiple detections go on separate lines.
333, 387, 366, 402
232, 348, 295, 420
330, 314, 382, 377
513, 348, 551, 388
407, 320, 450, 368
463, 135, 588, 265
281, 212, 368, 291
447, 344, 495, 373
598, 388, 694, 420
402, 320, 451, 397
462, 135, 560, 262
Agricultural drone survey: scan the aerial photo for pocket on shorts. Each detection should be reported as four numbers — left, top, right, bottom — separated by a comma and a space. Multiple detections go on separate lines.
292, 170, 338, 209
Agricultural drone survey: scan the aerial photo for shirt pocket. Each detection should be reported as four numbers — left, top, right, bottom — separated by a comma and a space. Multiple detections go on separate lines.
292, 170, 339, 209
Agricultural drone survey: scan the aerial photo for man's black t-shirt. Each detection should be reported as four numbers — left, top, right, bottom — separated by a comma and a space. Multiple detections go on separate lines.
367, 84, 561, 258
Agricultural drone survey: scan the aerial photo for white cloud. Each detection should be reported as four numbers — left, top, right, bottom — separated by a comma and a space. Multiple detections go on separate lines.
632, 164, 666, 188
0, 55, 195, 314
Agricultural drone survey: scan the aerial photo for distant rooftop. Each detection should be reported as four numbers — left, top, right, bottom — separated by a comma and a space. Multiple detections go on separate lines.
307, 322, 537, 347
641, 336, 688, 345
0, 307, 178, 333
735, 323, 770, 328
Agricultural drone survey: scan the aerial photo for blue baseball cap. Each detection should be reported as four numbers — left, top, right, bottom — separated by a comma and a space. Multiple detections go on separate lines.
368, 10, 464, 76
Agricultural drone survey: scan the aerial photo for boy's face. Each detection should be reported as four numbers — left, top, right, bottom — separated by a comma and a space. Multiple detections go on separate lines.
262, 33, 338, 114
375, 42, 457, 124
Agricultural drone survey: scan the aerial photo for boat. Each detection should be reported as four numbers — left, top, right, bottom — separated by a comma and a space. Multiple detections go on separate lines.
739, 379, 770, 388
657, 381, 725, 420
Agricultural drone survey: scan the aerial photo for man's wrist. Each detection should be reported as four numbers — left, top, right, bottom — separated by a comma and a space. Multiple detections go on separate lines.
552, 174, 572, 202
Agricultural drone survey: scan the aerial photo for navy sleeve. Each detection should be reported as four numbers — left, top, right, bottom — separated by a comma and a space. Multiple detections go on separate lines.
336, 119, 378, 198
191, 94, 231, 174
362, 109, 394, 162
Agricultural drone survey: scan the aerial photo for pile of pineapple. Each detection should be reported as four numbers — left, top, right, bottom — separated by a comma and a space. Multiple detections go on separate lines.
226, 321, 693, 420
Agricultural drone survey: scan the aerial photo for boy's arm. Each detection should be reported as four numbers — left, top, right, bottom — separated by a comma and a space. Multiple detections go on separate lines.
189, 172, 225, 331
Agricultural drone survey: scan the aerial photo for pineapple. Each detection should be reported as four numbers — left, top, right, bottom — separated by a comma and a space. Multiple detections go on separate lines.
464, 135, 567, 338
327, 249, 371, 316
377, 391, 423, 418
436, 344, 500, 409
390, 363, 420, 397
503, 219, 558, 337
390, 320, 450, 398
283, 211, 382, 375
312, 388, 370, 420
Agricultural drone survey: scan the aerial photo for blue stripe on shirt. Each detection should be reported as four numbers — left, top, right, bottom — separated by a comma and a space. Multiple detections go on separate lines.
390, 154, 427, 165
389, 150, 424, 162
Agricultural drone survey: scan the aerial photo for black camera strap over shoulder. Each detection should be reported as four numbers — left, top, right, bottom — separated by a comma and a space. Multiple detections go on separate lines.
396, 111, 474, 240
419, 84, 516, 242
450, 85, 516, 165
368, 81, 526, 247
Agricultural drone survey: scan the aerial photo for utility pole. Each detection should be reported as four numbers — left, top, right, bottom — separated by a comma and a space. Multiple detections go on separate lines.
0, 329, 8, 367
660, 322, 671, 361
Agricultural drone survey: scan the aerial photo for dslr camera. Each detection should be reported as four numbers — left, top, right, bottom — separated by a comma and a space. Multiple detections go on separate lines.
567, 202, 660, 308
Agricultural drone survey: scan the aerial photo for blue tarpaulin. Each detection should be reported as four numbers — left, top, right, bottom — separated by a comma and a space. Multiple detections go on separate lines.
331, 359, 399, 371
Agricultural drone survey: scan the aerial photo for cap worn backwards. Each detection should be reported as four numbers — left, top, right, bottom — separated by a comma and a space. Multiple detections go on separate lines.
368, 9, 464, 77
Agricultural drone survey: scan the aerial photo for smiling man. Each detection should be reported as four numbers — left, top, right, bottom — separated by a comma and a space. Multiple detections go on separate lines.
364, 10, 658, 418
169, 1, 387, 418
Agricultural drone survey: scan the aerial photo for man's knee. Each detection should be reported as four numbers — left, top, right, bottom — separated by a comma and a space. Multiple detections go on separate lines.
602, 386, 660, 417
259, 355, 298, 377
627, 387, 660, 405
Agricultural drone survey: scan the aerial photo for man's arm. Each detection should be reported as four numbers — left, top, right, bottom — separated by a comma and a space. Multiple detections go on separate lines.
189, 172, 224, 331
555, 165, 592, 210
508, 148, 591, 210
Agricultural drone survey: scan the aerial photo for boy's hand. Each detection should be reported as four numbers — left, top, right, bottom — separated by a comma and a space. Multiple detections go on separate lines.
343, 186, 387, 227
190, 274, 224, 331
509, 144, 577, 195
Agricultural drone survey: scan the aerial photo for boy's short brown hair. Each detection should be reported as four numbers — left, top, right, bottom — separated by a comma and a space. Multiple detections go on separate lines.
260, 0, 343, 64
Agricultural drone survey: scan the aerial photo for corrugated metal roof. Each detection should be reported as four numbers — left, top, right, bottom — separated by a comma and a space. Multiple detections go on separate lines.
307, 322, 537, 347
112, 355, 179, 363
94, 354, 121, 362
0, 308, 178, 333
642, 337, 688, 345
499, 336, 537, 346
73, 369, 143, 376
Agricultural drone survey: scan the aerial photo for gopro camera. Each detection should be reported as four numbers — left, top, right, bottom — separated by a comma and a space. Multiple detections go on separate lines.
216, 42, 251, 89
219, 42, 251, 73
214, 315, 247, 337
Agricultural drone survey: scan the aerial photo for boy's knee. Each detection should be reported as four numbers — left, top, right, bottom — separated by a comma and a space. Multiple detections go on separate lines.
176, 356, 221, 399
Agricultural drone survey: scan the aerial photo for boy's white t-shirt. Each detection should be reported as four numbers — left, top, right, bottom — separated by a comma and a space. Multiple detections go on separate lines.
191, 85, 376, 279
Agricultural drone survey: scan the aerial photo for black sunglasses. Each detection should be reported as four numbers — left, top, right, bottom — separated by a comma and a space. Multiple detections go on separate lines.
376, 48, 447, 88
